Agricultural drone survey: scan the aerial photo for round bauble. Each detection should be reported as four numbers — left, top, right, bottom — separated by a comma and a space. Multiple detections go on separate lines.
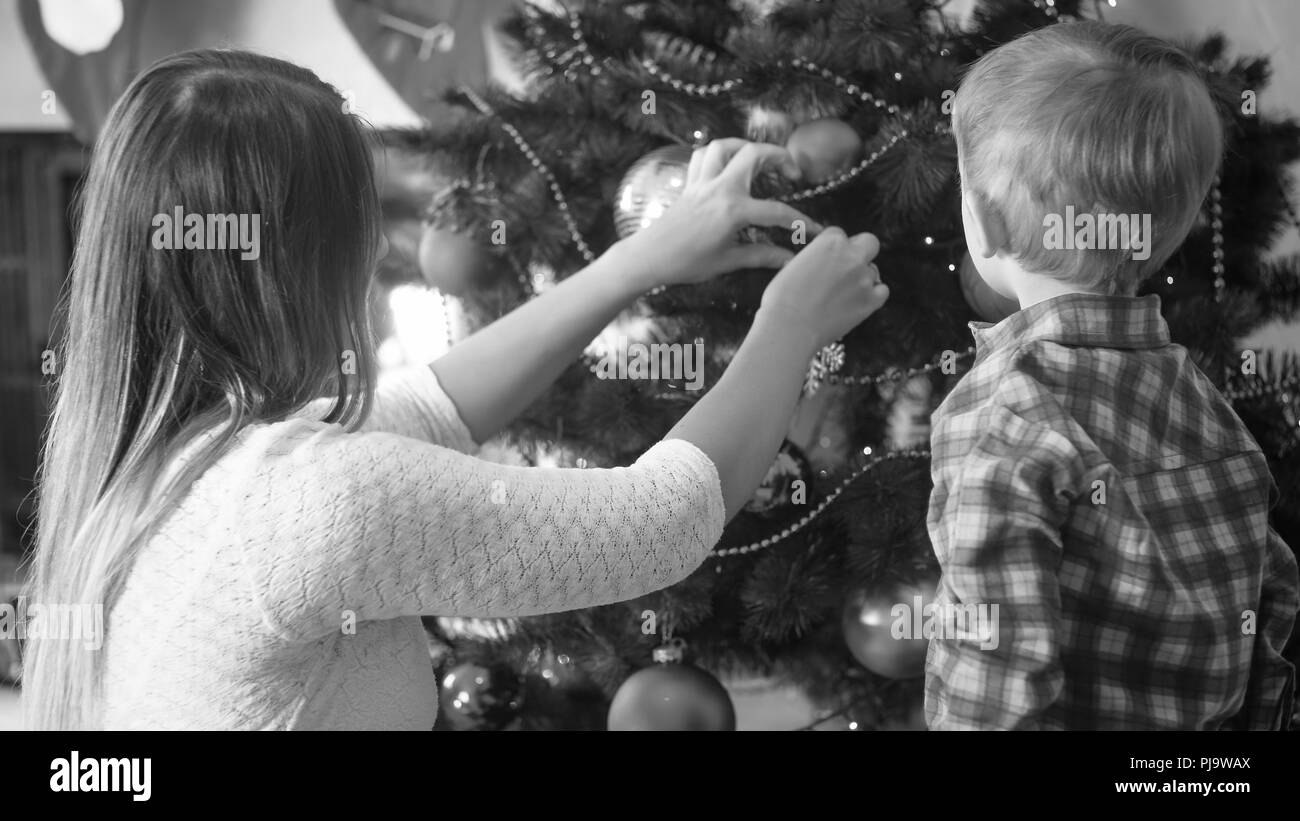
607, 645, 735, 731
958, 251, 1020, 323
785, 118, 862, 184
744, 441, 812, 515
417, 224, 489, 297
439, 662, 523, 730
613, 146, 693, 239
841, 574, 939, 679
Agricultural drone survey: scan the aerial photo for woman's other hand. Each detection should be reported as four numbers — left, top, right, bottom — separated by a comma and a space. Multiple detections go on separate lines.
611, 139, 822, 291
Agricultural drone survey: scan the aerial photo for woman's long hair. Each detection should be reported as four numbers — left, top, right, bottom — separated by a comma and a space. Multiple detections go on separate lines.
23, 49, 382, 729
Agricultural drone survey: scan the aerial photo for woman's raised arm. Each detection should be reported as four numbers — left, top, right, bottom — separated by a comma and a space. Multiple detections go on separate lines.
429, 140, 814, 445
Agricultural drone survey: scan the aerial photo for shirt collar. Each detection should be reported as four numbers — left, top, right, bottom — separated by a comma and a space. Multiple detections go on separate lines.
970, 292, 1170, 358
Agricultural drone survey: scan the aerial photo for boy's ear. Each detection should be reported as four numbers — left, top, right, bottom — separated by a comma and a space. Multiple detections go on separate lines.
961, 188, 1010, 260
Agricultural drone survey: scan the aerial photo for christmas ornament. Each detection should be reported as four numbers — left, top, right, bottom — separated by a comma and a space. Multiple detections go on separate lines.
803, 341, 846, 396
785, 118, 863, 184
613, 146, 693, 238
744, 441, 812, 514
958, 251, 1019, 323
607, 640, 735, 731
417, 224, 488, 296
841, 574, 939, 679
439, 662, 523, 730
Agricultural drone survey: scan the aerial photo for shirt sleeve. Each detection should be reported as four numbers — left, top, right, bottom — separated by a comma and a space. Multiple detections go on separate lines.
925, 405, 1080, 730
1232, 527, 1299, 730
235, 425, 725, 642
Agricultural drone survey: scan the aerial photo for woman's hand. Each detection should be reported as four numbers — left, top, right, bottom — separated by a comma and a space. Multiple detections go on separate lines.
610, 139, 822, 291
665, 228, 888, 518
759, 228, 889, 352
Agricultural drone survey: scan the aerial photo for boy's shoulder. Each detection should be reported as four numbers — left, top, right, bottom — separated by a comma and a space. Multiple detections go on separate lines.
933, 341, 1077, 433
935, 325, 1267, 483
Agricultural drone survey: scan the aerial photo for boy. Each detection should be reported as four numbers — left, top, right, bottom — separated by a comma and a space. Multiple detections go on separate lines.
927, 20, 1299, 730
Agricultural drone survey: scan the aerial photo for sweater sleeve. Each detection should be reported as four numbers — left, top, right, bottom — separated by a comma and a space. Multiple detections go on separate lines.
298, 365, 478, 454
235, 424, 725, 642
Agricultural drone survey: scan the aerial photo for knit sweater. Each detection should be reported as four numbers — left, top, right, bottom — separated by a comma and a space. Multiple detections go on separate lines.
101, 365, 726, 729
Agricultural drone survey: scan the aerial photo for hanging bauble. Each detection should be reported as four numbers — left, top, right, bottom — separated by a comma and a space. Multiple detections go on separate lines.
841, 574, 939, 679
958, 251, 1019, 323
417, 224, 489, 297
439, 662, 523, 730
744, 441, 812, 515
607, 640, 735, 731
613, 146, 693, 238
785, 118, 862, 184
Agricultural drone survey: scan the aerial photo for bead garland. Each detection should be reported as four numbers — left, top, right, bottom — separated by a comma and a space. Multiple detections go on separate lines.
823, 346, 975, 387
544, 9, 922, 199
1224, 373, 1300, 402
637, 51, 917, 200
707, 370, 1300, 564
709, 448, 930, 560
787, 57, 903, 116
459, 86, 597, 266
532, 6, 600, 79
456, 84, 962, 393
1211, 176, 1225, 301
639, 56, 738, 97
782, 130, 910, 203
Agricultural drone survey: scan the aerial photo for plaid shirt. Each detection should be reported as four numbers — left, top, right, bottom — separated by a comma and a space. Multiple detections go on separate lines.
924, 292, 1299, 730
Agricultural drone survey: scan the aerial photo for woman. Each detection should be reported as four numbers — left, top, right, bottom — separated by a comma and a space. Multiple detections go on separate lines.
23, 50, 888, 729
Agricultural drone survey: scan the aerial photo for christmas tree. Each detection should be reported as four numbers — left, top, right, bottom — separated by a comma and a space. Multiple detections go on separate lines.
405, 0, 1300, 730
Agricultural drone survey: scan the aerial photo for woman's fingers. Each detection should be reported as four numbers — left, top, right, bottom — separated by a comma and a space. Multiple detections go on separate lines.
687, 145, 707, 186
718, 143, 802, 190
724, 243, 796, 270
847, 232, 881, 262
696, 138, 752, 181
867, 280, 891, 310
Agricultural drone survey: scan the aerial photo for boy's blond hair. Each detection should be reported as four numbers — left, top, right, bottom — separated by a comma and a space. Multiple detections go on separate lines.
953, 21, 1223, 295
